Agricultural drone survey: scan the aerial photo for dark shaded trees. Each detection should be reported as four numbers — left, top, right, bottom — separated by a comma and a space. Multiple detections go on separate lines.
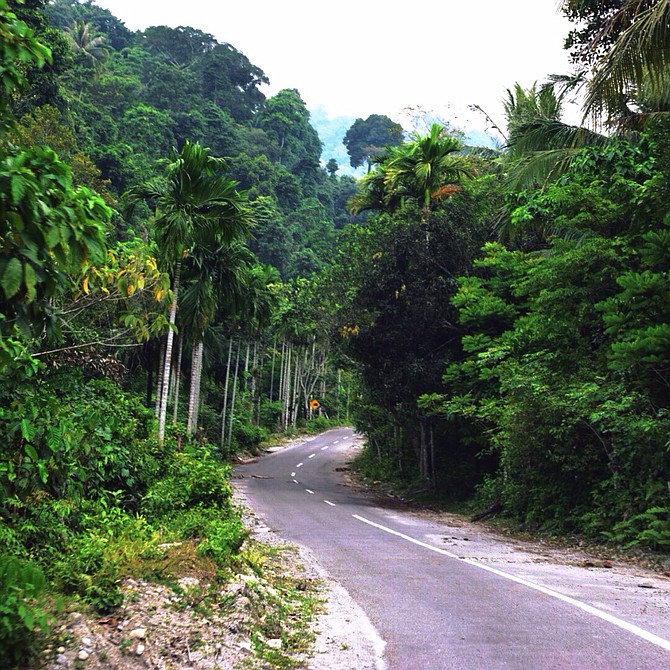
343, 114, 404, 170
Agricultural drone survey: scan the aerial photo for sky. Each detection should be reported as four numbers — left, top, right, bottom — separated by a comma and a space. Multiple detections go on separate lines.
94, 0, 580, 138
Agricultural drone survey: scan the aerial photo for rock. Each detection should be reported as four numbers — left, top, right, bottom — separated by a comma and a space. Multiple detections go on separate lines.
267, 638, 283, 650
78, 650, 90, 661
81, 637, 92, 646
136, 643, 145, 655
638, 581, 655, 589
238, 640, 252, 651
57, 647, 65, 653
129, 627, 147, 639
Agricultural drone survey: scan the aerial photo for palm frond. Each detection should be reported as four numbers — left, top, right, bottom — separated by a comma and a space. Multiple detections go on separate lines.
584, 0, 670, 124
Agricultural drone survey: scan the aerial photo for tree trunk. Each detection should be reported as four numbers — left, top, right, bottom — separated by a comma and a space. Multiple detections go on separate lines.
172, 335, 183, 425
187, 340, 203, 434
220, 337, 234, 448
154, 336, 165, 417
227, 341, 241, 448
291, 349, 301, 427
429, 423, 436, 490
283, 342, 291, 430
158, 260, 181, 443
193, 340, 204, 431
269, 334, 277, 402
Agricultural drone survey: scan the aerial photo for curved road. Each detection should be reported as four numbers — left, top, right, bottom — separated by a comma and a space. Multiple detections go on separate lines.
235, 428, 670, 669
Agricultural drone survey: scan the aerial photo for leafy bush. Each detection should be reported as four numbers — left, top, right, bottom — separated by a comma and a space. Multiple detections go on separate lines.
232, 421, 269, 451
0, 555, 51, 665
196, 515, 247, 566
141, 447, 234, 518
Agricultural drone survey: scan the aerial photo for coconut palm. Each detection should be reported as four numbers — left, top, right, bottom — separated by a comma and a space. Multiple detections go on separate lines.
126, 140, 253, 443
65, 21, 109, 74
502, 80, 609, 190
576, 0, 670, 128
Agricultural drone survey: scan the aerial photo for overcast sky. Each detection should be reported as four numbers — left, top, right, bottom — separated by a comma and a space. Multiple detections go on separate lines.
94, 0, 579, 134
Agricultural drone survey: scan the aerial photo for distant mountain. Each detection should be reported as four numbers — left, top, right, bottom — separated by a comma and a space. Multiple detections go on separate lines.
309, 106, 500, 178
309, 106, 363, 177
465, 129, 502, 150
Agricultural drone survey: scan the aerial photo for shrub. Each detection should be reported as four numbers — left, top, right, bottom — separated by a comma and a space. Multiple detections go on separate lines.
141, 447, 234, 518
0, 555, 51, 665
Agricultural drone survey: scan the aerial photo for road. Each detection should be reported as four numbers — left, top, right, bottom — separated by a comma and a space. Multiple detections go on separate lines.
235, 427, 670, 669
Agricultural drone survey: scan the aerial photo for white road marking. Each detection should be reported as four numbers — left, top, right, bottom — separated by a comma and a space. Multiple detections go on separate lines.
291, 472, 296, 477
309, 453, 316, 459
351, 514, 670, 653
297, 462, 303, 468
293, 479, 299, 484
321, 446, 329, 450
306, 489, 315, 495
324, 500, 336, 507
334, 440, 340, 444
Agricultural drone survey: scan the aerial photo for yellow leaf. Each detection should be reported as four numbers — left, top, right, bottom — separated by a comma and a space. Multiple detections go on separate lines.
82, 276, 90, 294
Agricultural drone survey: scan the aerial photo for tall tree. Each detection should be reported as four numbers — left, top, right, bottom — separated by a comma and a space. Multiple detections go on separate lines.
343, 114, 404, 171
126, 140, 253, 442
350, 123, 473, 220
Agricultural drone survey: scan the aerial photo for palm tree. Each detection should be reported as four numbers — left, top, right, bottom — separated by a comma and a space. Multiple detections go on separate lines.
501, 80, 609, 191
126, 140, 253, 443
385, 123, 474, 221
180, 242, 256, 434
348, 124, 473, 220
576, 0, 670, 128
65, 21, 109, 75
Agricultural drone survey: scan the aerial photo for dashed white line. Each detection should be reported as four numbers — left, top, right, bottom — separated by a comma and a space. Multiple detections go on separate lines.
351, 514, 670, 653
305, 489, 315, 495
334, 440, 340, 444
321, 446, 329, 451
297, 462, 304, 468
292, 479, 299, 484
324, 500, 336, 507
291, 472, 296, 477
308, 453, 316, 459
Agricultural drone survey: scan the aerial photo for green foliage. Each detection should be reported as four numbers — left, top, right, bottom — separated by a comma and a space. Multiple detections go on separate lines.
141, 447, 234, 518
196, 515, 247, 566
431, 134, 670, 542
0, 143, 109, 340
343, 114, 404, 169
0, 368, 154, 503
0, 554, 51, 664
0, 0, 52, 131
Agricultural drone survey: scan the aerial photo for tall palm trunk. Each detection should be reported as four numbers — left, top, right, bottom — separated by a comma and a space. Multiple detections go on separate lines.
220, 337, 234, 449
227, 341, 242, 448
158, 260, 181, 443
187, 340, 204, 434
269, 334, 277, 402
172, 335, 183, 425
154, 336, 165, 417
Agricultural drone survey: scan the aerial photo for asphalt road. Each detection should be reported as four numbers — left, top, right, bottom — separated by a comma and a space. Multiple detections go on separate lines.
235, 427, 670, 669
